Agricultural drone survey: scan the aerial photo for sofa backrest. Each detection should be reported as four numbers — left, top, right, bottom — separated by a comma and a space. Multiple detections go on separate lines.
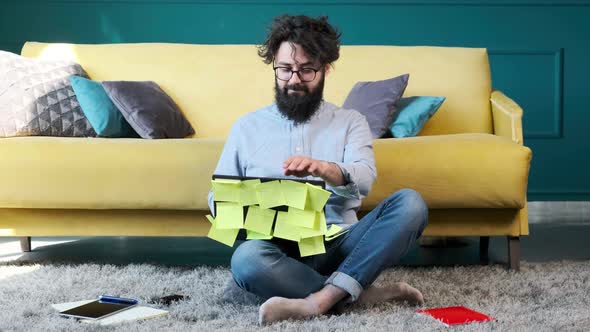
22, 42, 492, 138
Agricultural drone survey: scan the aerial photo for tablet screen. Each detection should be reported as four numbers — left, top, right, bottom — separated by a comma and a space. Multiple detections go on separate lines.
60, 300, 135, 320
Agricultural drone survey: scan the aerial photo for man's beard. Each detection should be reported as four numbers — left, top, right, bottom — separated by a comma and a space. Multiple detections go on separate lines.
274, 76, 324, 125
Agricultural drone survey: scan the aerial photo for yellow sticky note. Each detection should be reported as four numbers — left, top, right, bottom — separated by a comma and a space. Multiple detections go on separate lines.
281, 180, 308, 210
298, 236, 326, 257
286, 207, 316, 229
206, 215, 239, 247
246, 230, 273, 240
211, 179, 241, 202
325, 224, 349, 241
306, 183, 331, 211
215, 202, 244, 229
318, 211, 328, 232
325, 224, 343, 237
298, 211, 328, 238
273, 211, 301, 242
244, 205, 276, 236
240, 179, 261, 206
256, 181, 286, 209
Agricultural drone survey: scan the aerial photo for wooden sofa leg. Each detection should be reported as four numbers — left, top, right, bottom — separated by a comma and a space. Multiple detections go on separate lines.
479, 236, 489, 264
20, 237, 32, 252
507, 236, 520, 271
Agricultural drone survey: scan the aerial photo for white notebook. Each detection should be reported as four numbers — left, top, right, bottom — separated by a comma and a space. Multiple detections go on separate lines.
53, 300, 168, 326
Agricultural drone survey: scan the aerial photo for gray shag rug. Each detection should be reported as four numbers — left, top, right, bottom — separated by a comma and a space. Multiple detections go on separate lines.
1, 261, 589, 331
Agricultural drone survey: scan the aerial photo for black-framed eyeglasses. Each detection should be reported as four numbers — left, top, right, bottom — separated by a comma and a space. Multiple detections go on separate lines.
273, 66, 320, 82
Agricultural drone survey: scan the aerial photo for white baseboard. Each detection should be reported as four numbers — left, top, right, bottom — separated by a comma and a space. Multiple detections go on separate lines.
528, 201, 589, 224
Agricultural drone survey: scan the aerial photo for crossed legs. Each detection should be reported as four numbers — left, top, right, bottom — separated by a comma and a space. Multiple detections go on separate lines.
230, 189, 429, 324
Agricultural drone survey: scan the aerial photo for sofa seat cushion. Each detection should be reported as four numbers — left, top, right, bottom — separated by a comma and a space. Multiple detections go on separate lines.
0, 137, 223, 209
365, 133, 532, 210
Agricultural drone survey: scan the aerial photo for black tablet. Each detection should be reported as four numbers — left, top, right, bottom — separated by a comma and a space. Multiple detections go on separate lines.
211, 174, 326, 216
212, 174, 325, 189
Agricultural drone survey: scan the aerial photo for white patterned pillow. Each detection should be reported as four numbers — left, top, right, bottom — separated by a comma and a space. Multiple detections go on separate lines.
0, 51, 96, 137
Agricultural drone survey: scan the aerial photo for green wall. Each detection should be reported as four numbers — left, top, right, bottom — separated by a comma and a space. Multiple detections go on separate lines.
1, 0, 589, 201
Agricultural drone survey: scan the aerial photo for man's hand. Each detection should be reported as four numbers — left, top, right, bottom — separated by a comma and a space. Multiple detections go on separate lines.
283, 156, 345, 187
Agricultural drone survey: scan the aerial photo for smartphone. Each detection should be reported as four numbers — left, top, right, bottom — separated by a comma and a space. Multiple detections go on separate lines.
59, 296, 138, 320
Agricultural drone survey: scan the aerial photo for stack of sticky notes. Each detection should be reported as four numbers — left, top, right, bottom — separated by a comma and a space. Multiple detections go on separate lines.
207, 178, 334, 257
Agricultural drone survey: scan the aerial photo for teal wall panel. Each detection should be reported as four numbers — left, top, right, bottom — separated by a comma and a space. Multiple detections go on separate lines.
1, 0, 589, 201
490, 50, 564, 139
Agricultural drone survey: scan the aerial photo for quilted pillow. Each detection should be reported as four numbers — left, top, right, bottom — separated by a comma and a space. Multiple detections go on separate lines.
0, 51, 96, 137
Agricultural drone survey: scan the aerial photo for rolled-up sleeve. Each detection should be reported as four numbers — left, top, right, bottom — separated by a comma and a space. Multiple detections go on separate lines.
207, 121, 244, 215
330, 112, 376, 200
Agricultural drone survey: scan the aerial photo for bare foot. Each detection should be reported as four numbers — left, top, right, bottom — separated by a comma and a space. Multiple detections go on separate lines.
356, 282, 424, 306
258, 296, 320, 325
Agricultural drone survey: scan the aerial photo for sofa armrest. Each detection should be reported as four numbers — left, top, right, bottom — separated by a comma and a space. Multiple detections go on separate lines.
491, 90, 524, 145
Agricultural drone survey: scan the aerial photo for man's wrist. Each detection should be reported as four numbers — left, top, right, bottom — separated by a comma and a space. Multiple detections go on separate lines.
321, 161, 346, 187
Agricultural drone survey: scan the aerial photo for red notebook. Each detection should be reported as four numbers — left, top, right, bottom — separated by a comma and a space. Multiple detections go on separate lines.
417, 306, 494, 326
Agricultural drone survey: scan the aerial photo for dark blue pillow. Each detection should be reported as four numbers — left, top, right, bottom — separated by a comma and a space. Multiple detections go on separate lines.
342, 74, 409, 138
102, 81, 195, 139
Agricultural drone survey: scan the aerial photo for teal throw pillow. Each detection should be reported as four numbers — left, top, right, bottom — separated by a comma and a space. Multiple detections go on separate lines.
69, 76, 138, 137
389, 96, 445, 138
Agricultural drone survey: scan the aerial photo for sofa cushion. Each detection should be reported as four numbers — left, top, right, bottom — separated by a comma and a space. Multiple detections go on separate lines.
342, 74, 409, 138
0, 134, 530, 211
0, 137, 223, 210
365, 133, 532, 210
69, 76, 139, 138
102, 80, 195, 139
0, 50, 96, 137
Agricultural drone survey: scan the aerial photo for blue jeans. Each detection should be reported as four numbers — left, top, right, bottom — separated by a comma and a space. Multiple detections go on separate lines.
230, 188, 428, 302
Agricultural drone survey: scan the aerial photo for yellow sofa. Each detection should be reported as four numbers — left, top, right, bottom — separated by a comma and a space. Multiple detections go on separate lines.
1, 42, 532, 270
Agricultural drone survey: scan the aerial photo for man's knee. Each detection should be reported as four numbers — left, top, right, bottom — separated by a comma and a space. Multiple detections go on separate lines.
230, 240, 279, 288
391, 188, 429, 232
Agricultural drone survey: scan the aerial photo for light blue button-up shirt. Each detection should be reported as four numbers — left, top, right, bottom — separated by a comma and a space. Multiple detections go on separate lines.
208, 101, 376, 227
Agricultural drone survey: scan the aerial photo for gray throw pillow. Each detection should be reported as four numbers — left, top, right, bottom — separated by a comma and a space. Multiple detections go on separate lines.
0, 51, 96, 137
102, 81, 195, 139
342, 74, 409, 138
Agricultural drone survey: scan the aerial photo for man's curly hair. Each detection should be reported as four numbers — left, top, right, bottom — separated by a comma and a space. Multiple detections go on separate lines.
258, 15, 341, 67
